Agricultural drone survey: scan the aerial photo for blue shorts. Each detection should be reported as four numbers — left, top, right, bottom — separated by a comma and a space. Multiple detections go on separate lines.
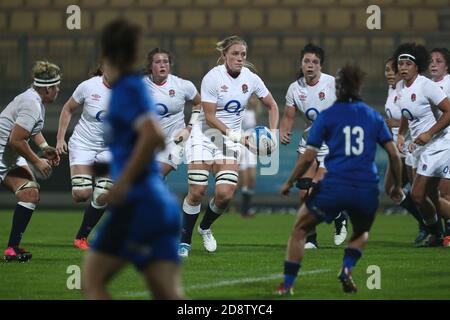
306, 179, 379, 233
91, 194, 181, 270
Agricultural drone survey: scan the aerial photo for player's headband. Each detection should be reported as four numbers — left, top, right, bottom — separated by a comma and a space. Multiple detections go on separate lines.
398, 54, 416, 64
33, 76, 61, 87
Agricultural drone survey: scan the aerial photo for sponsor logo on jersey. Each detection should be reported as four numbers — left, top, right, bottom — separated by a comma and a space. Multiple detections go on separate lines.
422, 163, 427, 171
91, 94, 101, 101
411, 93, 416, 102
220, 85, 229, 92
169, 89, 175, 97
299, 94, 307, 101
242, 84, 248, 93
318, 91, 325, 101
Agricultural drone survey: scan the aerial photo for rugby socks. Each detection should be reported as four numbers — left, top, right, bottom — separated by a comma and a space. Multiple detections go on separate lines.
283, 261, 301, 288
181, 198, 201, 244
400, 191, 426, 228
199, 198, 225, 230
8, 203, 35, 248
241, 187, 254, 216
423, 214, 444, 236
342, 248, 362, 271
305, 231, 317, 244
75, 203, 105, 239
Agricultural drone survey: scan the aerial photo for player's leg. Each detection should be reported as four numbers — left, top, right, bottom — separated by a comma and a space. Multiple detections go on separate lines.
437, 179, 450, 246
197, 161, 239, 252
411, 174, 444, 246
276, 204, 320, 295
157, 139, 182, 178
82, 250, 127, 299
159, 162, 175, 177
426, 178, 450, 246
2, 165, 39, 262
240, 147, 257, 218
179, 162, 210, 257
142, 261, 183, 300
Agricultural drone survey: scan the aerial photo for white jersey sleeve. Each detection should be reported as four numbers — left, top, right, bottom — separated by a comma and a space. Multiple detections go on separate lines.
285, 82, 296, 107
72, 81, 87, 105
15, 101, 42, 134
183, 79, 198, 102
201, 72, 219, 104
423, 79, 447, 107
251, 73, 269, 99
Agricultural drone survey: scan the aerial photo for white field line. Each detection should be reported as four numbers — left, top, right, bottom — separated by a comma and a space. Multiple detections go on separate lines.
124, 268, 331, 298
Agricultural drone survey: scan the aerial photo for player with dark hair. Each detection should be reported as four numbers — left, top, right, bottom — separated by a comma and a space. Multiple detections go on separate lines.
144, 47, 201, 177
280, 43, 348, 249
56, 65, 113, 251
276, 63, 403, 295
394, 43, 450, 247
0, 60, 61, 262
383, 57, 428, 244
82, 19, 183, 299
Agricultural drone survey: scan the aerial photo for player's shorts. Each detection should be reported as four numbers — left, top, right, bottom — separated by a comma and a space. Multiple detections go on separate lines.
68, 140, 111, 166
239, 145, 257, 170
0, 144, 28, 183
90, 191, 181, 270
186, 126, 240, 164
156, 139, 184, 170
297, 147, 326, 168
306, 178, 379, 233
413, 138, 450, 178
405, 150, 417, 168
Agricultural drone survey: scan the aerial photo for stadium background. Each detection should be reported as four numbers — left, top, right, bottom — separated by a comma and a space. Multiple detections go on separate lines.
0, 0, 449, 210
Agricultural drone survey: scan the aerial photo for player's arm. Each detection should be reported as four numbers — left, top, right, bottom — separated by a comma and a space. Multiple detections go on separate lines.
31, 132, 60, 166
280, 105, 296, 145
9, 125, 52, 177
56, 97, 82, 155
383, 140, 403, 203
105, 116, 165, 204
415, 97, 450, 145
259, 93, 279, 132
396, 116, 409, 153
174, 93, 202, 144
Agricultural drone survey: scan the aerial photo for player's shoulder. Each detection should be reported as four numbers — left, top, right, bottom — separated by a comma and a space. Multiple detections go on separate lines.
320, 73, 335, 84
169, 74, 195, 88
19, 88, 41, 106
80, 75, 102, 88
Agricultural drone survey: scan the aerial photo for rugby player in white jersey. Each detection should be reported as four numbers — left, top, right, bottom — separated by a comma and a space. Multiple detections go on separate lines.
56, 66, 112, 250
280, 44, 347, 249
394, 43, 450, 247
238, 95, 258, 218
1, 61, 61, 261
178, 36, 279, 258
144, 48, 201, 177
384, 57, 428, 244
430, 48, 450, 205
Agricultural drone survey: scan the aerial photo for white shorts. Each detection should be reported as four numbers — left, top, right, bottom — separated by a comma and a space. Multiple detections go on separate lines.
68, 140, 111, 166
185, 127, 240, 164
297, 148, 326, 169
414, 139, 450, 178
405, 150, 416, 168
0, 148, 27, 183
156, 139, 184, 170
239, 145, 257, 170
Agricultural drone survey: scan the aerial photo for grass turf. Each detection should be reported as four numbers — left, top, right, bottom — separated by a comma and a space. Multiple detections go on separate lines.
0, 210, 449, 300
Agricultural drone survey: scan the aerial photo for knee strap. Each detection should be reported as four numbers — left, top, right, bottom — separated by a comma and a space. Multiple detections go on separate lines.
71, 175, 93, 191
15, 180, 40, 194
92, 177, 113, 209
188, 170, 209, 185
215, 170, 239, 185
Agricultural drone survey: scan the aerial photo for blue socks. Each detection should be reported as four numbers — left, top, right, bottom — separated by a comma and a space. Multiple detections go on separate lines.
342, 247, 362, 271
283, 261, 301, 287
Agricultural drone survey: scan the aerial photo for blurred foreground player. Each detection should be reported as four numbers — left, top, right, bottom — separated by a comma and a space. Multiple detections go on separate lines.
0, 60, 61, 262
276, 63, 403, 295
82, 19, 183, 300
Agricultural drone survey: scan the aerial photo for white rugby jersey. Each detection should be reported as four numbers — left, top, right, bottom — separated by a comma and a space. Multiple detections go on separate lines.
434, 73, 450, 97
242, 109, 257, 131
385, 85, 401, 139
285, 73, 336, 155
144, 74, 198, 139
200, 65, 269, 132
70, 76, 110, 150
396, 75, 447, 141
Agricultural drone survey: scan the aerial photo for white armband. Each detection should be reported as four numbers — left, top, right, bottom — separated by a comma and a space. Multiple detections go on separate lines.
226, 130, 242, 143
188, 110, 201, 127
39, 142, 49, 150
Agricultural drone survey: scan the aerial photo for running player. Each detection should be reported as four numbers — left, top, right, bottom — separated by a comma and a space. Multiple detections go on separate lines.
178, 35, 279, 258
1, 60, 61, 262
144, 48, 201, 177
276, 63, 403, 295
56, 66, 112, 250
383, 57, 428, 244
394, 43, 450, 247
82, 19, 183, 299
280, 43, 347, 248
238, 95, 258, 218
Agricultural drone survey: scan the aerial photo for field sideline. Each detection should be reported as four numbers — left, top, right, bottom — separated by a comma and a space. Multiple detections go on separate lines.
0, 210, 449, 300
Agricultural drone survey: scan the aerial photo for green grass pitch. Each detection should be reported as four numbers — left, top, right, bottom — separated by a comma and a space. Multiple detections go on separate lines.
0, 210, 449, 300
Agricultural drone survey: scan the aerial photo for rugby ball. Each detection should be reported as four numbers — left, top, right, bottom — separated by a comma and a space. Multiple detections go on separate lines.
246, 126, 277, 156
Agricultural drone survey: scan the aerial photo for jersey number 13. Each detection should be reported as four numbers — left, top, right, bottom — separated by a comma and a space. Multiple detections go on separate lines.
343, 126, 364, 156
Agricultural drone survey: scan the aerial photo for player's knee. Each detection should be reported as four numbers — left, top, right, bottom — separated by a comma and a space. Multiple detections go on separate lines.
92, 177, 113, 209
15, 181, 40, 204
187, 169, 209, 202
188, 187, 206, 204
71, 175, 93, 203
214, 189, 234, 207
214, 170, 238, 205
411, 187, 426, 205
